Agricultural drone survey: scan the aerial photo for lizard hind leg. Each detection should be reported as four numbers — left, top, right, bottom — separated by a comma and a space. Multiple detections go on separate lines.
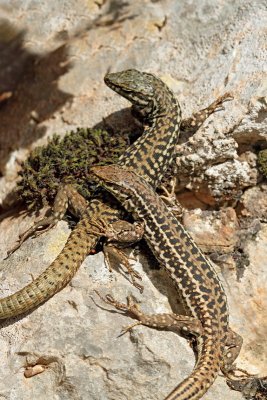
222, 328, 267, 399
221, 328, 246, 378
227, 375, 267, 399
94, 291, 202, 338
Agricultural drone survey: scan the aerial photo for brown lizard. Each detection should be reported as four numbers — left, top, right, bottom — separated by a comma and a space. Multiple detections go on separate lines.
90, 164, 244, 400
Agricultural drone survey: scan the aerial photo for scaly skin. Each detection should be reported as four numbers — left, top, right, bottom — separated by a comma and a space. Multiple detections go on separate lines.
90, 165, 243, 400
0, 71, 230, 319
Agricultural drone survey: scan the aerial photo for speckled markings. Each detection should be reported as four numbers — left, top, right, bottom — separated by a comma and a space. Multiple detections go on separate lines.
90, 164, 243, 400
0, 70, 231, 323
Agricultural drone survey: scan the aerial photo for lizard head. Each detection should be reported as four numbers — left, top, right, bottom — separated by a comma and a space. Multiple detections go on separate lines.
90, 164, 138, 203
90, 164, 153, 216
104, 69, 172, 120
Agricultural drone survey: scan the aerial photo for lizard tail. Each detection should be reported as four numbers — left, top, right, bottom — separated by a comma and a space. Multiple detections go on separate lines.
0, 219, 95, 319
165, 337, 221, 400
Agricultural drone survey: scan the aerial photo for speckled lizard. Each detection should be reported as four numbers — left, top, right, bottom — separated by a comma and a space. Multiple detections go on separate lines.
1, 70, 230, 319
90, 164, 244, 400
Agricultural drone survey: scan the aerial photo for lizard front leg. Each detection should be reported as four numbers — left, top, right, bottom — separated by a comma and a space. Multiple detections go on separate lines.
7, 184, 88, 256
180, 92, 233, 136
91, 218, 145, 292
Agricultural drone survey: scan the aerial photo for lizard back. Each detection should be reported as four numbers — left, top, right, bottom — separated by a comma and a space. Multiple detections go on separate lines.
90, 164, 230, 400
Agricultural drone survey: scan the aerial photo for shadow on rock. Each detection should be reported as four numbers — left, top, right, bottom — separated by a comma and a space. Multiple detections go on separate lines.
0, 19, 73, 174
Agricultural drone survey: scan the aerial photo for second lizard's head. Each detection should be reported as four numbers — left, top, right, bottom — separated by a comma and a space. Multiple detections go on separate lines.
90, 164, 142, 206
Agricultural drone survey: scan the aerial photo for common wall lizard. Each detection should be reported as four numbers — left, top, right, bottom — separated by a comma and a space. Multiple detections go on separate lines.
1, 70, 230, 319
90, 164, 243, 400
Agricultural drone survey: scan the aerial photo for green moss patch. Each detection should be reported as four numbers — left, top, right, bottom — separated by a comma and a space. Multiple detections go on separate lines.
18, 128, 129, 210
258, 149, 267, 178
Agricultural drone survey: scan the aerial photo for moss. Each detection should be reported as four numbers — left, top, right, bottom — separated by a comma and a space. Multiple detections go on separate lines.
18, 127, 129, 210
258, 149, 267, 178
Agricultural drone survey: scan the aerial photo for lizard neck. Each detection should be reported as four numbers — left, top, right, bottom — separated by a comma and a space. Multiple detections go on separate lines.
118, 94, 181, 188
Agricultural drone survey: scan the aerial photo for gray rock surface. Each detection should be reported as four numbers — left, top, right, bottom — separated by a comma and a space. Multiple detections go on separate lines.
0, 1, 266, 399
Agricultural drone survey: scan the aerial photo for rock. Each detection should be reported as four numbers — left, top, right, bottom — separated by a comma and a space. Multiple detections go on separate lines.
239, 184, 267, 219
0, 1, 266, 399
183, 207, 239, 253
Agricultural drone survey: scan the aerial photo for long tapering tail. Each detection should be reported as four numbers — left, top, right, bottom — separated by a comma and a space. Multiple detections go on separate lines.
165, 338, 221, 400
0, 218, 95, 319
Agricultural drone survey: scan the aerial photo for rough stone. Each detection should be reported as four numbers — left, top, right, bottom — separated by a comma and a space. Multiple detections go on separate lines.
183, 207, 239, 253
239, 184, 267, 219
0, 1, 266, 399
